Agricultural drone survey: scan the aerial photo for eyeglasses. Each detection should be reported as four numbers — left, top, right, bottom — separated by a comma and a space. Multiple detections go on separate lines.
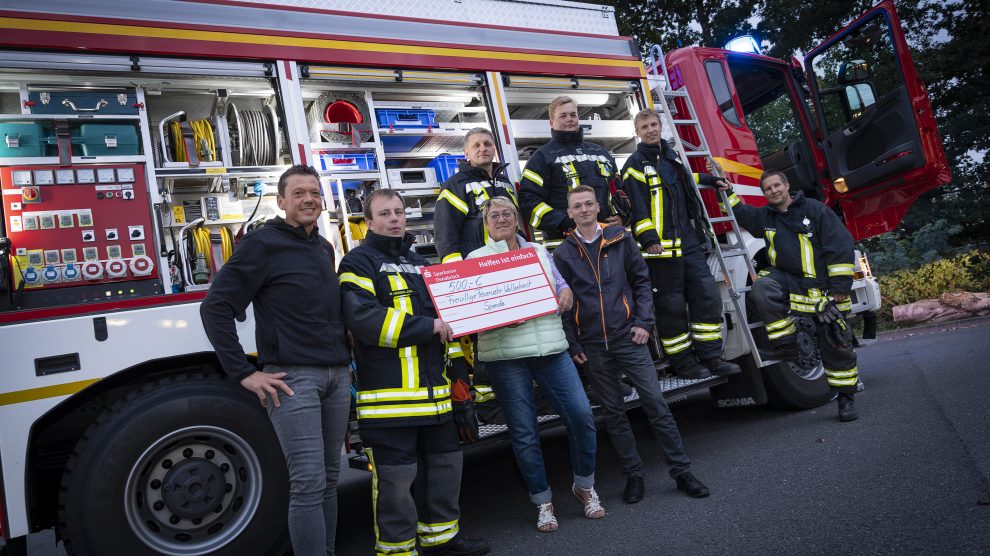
486, 210, 516, 222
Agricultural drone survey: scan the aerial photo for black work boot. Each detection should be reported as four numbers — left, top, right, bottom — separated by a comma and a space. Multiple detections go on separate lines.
675, 472, 710, 498
421, 534, 491, 556
623, 476, 645, 504
673, 361, 711, 380
837, 392, 858, 422
702, 357, 742, 377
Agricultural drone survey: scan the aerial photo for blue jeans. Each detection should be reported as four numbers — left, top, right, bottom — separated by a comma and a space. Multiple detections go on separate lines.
486, 351, 597, 505
264, 365, 352, 556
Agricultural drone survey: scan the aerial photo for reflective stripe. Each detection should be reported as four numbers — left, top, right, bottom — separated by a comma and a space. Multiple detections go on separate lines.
767, 323, 797, 339
691, 331, 722, 342
522, 169, 544, 186
530, 202, 553, 227
357, 400, 453, 419
357, 385, 451, 403
798, 234, 816, 278
387, 274, 418, 389
661, 332, 692, 354
692, 172, 701, 184
474, 385, 496, 403
543, 239, 563, 249
765, 316, 794, 331
446, 341, 464, 358
564, 162, 580, 189
624, 167, 647, 184
690, 322, 722, 342
837, 299, 852, 312
825, 367, 859, 387
441, 253, 463, 263
690, 322, 722, 332
418, 519, 459, 534
634, 218, 654, 235
642, 249, 681, 258
825, 367, 858, 378
438, 189, 469, 215
379, 308, 407, 348
766, 230, 777, 266
651, 181, 664, 239
419, 525, 459, 547
553, 153, 611, 164
340, 271, 375, 294
790, 302, 818, 313
828, 263, 855, 277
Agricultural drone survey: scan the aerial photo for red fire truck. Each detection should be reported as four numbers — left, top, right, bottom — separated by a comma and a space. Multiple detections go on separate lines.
0, 1, 947, 554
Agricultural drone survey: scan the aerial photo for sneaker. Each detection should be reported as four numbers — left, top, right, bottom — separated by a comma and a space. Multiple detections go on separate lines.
673, 362, 712, 380
675, 472, 710, 498
622, 476, 645, 504
420, 534, 491, 555
838, 392, 858, 422
701, 357, 742, 376
572, 484, 606, 519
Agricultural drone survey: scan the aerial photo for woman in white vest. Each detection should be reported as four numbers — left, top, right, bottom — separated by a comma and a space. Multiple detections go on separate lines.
468, 196, 603, 532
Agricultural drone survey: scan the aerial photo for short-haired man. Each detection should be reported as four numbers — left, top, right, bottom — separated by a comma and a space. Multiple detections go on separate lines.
338, 189, 489, 555
621, 109, 740, 379
200, 164, 352, 556
434, 127, 517, 263
725, 171, 861, 422
554, 185, 711, 504
519, 95, 622, 249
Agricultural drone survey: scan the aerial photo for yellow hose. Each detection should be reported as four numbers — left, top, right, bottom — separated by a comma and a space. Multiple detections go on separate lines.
171, 119, 217, 162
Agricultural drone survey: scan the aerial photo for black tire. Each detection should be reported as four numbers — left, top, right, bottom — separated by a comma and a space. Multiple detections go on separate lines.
762, 316, 832, 409
58, 374, 289, 556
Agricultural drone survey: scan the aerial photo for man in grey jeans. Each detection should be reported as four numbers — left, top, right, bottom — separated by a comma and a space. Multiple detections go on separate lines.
201, 164, 352, 556
553, 185, 711, 504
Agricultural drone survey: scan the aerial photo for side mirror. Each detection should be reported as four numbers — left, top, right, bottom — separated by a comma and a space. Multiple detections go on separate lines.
838, 59, 870, 84
844, 83, 877, 115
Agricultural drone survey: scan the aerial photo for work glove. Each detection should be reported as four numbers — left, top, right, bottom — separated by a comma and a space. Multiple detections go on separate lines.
451, 379, 479, 443
816, 298, 853, 349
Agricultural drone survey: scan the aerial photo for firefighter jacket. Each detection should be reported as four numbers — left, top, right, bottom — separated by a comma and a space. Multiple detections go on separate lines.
621, 140, 719, 257
553, 224, 654, 355
338, 231, 468, 428
519, 128, 617, 242
727, 190, 856, 311
434, 161, 517, 263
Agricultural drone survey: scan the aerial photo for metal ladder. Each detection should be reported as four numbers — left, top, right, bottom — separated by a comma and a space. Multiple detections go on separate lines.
645, 44, 774, 368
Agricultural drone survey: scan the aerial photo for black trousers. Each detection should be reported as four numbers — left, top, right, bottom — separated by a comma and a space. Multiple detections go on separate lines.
647, 244, 724, 369
362, 422, 463, 555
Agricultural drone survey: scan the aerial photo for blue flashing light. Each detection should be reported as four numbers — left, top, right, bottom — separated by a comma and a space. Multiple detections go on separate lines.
725, 35, 762, 55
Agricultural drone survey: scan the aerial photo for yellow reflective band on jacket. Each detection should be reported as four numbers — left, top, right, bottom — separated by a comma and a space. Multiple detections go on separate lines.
340, 271, 375, 295
564, 161, 581, 189
379, 308, 407, 347
446, 341, 464, 359
798, 234, 816, 278
543, 239, 563, 250
661, 332, 692, 354
693, 172, 701, 184
651, 182, 664, 241
766, 230, 777, 266
522, 168, 543, 186
438, 189, 469, 215
624, 167, 647, 184
597, 161, 612, 178
828, 263, 855, 277
388, 274, 419, 388
441, 253, 463, 263
719, 192, 741, 212
825, 367, 859, 387
837, 298, 852, 312
418, 520, 459, 547
634, 218, 654, 235
357, 385, 451, 404
641, 237, 683, 258
530, 202, 553, 227
357, 400, 453, 419
474, 385, 496, 403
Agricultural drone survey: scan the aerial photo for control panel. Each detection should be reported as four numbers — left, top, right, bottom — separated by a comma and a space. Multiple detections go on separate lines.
1, 164, 162, 307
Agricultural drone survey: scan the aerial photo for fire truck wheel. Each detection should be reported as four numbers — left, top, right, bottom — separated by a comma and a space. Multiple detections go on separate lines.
58, 373, 289, 556
762, 316, 832, 409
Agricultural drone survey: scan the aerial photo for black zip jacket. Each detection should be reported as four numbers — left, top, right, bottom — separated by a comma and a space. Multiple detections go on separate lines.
200, 217, 350, 381
434, 161, 517, 263
338, 231, 468, 428
728, 190, 855, 295
621, 140, 718, 253
519, 128, 617, 240
553, 224, 654, 354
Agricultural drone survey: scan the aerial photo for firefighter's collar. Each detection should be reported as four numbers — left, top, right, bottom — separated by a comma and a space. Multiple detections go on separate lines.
551, 128, 584, 144
365, 230, 415, 258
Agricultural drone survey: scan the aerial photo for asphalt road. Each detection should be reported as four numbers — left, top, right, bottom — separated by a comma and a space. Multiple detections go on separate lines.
7, 317, 990, 555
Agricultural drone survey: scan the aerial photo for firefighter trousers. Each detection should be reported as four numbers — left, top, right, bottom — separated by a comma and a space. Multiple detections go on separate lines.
750, 269, 859, 394
647, 245, 724, 369
362, 422, 463, 555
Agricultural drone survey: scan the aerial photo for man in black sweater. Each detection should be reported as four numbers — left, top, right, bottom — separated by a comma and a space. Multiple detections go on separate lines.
200, 164, 352, 556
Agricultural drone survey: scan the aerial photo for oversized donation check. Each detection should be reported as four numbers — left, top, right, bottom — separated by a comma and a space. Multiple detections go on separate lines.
422, 247, 559, 337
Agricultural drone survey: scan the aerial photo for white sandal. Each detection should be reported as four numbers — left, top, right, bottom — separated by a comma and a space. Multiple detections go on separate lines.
536, 502, 558, 532
572, 485, 605, 519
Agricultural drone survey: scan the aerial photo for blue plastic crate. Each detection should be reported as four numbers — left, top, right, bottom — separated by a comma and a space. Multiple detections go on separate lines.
427, 154, 466, 183
376, 109, 436, 129
317, 151, 376, 172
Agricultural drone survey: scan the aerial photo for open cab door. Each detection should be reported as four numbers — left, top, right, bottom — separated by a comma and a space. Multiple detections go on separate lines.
804, 0, 950, 238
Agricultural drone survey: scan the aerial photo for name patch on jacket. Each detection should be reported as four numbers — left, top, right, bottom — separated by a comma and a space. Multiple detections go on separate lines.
389, 288, 415, 299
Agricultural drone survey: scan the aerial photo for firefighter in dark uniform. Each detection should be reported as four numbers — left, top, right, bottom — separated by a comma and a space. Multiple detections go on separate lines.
338, 189, 490, 556
519, 95, 623, 249
621, 109, 741, 379
725, 170, 861, 422
434, 127, 517, 263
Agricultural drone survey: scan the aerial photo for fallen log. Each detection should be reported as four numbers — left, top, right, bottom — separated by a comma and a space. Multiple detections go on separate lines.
892, 290, 990, 324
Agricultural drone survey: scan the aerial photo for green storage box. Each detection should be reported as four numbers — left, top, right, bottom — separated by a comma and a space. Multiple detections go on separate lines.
76, 124, 141, 156
0, 123, 50, 157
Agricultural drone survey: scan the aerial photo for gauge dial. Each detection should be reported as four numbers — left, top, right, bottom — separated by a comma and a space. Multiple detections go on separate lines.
11, 170, 32, 185
97, 168, 116, 183
33, 170, 54, 185
116, 168, 135, 182
56, 169, 75, 184
76, 169, 96, 184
